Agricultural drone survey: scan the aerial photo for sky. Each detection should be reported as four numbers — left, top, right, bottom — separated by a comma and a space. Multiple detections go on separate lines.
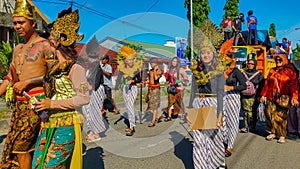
31, 0, 300, 48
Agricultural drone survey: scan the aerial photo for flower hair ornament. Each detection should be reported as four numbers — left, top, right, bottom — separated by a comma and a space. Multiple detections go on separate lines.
50, 7, 84, 48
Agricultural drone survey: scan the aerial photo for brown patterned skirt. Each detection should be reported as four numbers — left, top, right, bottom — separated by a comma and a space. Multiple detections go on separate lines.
266, 100, 289, 137
0, 100, 41, 169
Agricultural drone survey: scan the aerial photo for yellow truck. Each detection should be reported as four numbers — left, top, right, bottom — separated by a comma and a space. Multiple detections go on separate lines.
231, 45, 276, 78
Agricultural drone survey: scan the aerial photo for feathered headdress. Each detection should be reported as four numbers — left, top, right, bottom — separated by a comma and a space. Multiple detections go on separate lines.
119, 45, 136, 60
13, 0, 35, 20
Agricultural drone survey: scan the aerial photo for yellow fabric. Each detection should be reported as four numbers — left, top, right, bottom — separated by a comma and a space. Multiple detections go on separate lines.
70, 114, 82, 169
42, 73, 84, 167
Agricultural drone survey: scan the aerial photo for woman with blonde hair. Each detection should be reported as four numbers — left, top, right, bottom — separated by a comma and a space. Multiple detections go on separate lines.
260, 54, 299, 143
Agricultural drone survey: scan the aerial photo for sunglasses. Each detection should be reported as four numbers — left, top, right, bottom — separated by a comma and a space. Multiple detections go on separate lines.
275, 58, 283, 62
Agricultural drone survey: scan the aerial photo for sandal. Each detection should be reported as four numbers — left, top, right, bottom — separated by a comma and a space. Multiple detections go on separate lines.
266, 134, 276, 141
125, 127, 135, 132
148, 122, 156, 127
240, 128, 248, 133
86, 133, 101, 142
225, 148, 233, 157
156, 115, 163, 123
277, 137, 286, 144
164, 117, 172, 122
125, 128, 135, 136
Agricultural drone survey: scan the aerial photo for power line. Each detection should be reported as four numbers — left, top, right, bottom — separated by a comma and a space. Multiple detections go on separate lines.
33, 0, 161, 33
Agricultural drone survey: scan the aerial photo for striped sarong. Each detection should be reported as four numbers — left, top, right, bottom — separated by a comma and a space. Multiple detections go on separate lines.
123, 85, 138, 128
192, 97, 225, 169
82, 85, 106, 134
223, 90, 240, 149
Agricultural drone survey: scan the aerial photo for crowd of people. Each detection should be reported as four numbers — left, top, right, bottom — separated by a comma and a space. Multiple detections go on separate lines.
0, 1, 300, 169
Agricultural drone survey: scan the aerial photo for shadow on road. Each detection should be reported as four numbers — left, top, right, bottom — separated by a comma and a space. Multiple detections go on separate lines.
0, 135, 6, 144
169, 131, 194, 169
83, 144, 105, 169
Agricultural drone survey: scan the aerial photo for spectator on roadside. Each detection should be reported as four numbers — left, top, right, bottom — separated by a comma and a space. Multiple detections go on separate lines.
232, 13, 245, 46
101, 55, 119, 115
224, 54, 247, 157
260, 54, 299, 144
240, 58, 264, 133
247, 10, 258, 45
164, 57, 188, 121
146, 58, 163, 127
222, 14, 234, 42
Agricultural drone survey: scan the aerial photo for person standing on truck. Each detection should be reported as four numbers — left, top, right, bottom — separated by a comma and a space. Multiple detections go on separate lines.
222, 14, 234, 42
247, 10, 258, 45
232, 13, 245, 46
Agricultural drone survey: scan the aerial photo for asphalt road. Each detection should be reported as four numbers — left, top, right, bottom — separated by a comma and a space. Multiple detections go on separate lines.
1, 93, 300, 169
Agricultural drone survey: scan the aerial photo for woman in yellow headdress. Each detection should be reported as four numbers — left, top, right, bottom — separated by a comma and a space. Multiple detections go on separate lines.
115, 45, 142, 136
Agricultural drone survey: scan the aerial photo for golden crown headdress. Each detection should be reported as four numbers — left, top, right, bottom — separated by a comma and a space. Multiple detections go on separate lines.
119, 45, 136, 60
13, 0, 36, 20
51, 8, 84, 47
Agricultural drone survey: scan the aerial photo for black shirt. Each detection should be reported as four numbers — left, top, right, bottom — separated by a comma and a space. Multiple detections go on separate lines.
226, 67, 247, 91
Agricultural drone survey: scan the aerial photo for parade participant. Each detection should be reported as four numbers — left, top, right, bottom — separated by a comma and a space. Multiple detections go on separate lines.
222, 39, 247, 157
31, 7, 89, 168
260, 54, 298, 143
146, 58, 163, 127
188, 36, 225, 169
164, 57, 188, 121
101, 55, 119, 115
82, 38, 106, 142
240, 58, 264, 133
115, 45, 142, 136
0, 0, 55, 168
247, 10, 258, 45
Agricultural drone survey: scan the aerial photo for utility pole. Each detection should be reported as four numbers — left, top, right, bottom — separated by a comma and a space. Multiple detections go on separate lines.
190, 0, 193, 60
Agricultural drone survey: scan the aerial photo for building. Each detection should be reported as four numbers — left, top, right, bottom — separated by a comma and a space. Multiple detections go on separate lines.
0, 0, 50, 43
75, 36, 176, 86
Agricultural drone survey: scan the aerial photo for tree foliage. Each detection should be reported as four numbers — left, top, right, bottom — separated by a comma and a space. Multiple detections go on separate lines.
222, 0, 240, 19
292, 43, 300, 60
269, 23, 276, 37
184, 0, 211, 61
184, 0, 210, 28
0, 32, 24, 80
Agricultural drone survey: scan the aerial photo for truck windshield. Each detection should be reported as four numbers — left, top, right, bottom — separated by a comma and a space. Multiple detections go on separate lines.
232, 47, 247, 69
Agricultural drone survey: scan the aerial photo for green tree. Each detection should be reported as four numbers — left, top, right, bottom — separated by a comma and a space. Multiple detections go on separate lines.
222, 0, 240, 19
0, 32, 24, 80
184, 0, 211, 61
292, 43, 300, 60
184, 0, 210, 28
269, 23, 276, 37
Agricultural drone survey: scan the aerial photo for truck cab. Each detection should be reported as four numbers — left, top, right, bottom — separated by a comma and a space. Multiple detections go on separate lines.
231, 45, 276, 78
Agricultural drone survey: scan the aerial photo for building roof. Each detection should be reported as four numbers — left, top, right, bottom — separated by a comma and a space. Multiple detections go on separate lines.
76, 36, 176, 62
28, 0, 50, 24
99, 37, 176, 60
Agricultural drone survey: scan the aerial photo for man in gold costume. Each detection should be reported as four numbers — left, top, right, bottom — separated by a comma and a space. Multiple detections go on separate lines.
0, 0, 55, 168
